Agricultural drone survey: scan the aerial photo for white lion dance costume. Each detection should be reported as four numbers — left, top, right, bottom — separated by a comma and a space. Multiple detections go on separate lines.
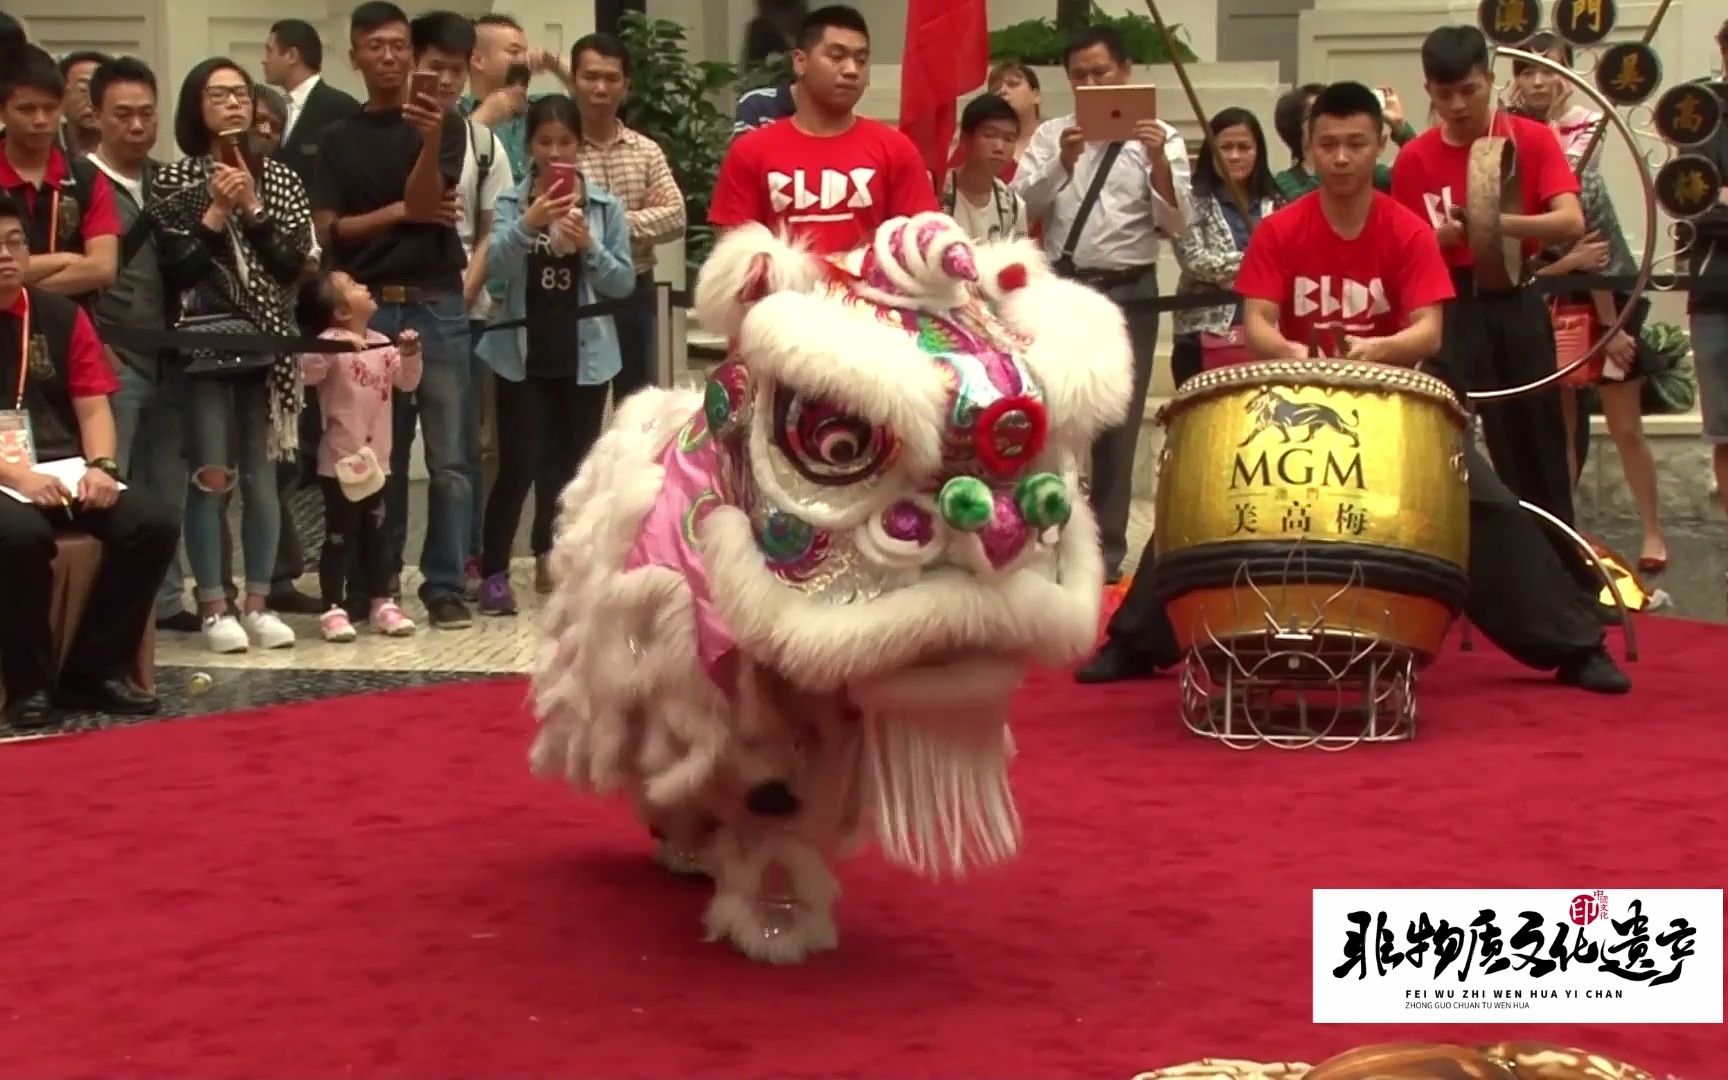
530, 212, 1133, 963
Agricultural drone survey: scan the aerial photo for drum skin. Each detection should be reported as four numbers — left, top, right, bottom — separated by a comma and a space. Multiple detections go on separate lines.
1151, 360, 1471, 661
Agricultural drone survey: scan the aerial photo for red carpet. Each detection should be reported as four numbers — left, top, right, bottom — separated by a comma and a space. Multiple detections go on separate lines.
2, 619, 1724, 1078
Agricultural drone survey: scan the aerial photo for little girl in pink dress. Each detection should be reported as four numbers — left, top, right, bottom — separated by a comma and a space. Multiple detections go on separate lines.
295, 271, 424, 642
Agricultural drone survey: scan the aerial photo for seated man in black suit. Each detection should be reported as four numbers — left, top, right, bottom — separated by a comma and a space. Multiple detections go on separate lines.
0, 193, 179, 730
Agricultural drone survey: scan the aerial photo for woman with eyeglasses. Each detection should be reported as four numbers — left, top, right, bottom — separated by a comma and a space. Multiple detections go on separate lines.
474, 95, 635, 617
146, 58, 315, 653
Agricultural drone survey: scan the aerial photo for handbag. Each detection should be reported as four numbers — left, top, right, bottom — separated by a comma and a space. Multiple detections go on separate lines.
1549, 299, 1600, 387
176, 313, 282, 379
333, 446, 385, 502
1199, 326, 1255, 370
1050, 141, 1124, 279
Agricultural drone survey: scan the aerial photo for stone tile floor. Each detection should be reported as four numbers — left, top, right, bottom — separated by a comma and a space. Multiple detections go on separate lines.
5, 481, 1725, 743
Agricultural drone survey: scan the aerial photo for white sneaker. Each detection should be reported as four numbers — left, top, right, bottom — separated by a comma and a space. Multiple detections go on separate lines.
203, 613, 249, 654
242, 609, 296, 649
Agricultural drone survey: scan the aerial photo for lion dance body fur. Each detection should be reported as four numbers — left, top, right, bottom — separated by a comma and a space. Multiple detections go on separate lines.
529, 212, 1133, 963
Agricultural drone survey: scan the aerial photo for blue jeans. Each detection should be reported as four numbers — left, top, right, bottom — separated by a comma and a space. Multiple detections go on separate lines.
373, 296, 472, 601
1691, 310, 1728, 443
464, 322, 491, 562
113, 361, 192, 619
183, 373, 280, 604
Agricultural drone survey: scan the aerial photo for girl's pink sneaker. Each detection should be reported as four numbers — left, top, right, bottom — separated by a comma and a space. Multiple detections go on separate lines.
370, 600, 417, 637
320, 606, 357, 643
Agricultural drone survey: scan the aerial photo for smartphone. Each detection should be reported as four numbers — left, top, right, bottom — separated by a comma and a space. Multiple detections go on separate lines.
505, 62, 533, 88
545, 161, 577, 201
409, 70, 440, 109
1075, 84, 1158, 143
215, 129, 247, 170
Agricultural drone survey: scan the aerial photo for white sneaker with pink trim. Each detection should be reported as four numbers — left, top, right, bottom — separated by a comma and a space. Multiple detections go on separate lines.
320, 607, 358, 643
370, 600, 416, 637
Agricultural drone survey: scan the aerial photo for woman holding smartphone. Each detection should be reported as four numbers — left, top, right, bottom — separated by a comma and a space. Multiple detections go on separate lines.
475, 95, 636, 615
146, 58, 315, 653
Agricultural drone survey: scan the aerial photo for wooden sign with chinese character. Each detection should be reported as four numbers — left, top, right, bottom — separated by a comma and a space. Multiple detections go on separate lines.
1477, 0, 1543, 46
1654, 154, 1723, 219
1554, 0, 1615, 47
1653, 82, 1724, 148
1594, 41, 1661, 107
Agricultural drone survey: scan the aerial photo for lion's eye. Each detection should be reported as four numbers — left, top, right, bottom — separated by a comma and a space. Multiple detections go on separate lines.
771, 388, 896, 485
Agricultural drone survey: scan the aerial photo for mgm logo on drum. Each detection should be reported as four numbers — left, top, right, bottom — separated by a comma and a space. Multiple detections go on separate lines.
1230, 388, 1368, 515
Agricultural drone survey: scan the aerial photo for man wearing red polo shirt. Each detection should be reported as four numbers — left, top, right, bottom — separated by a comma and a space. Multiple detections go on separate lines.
0, 46, 120, 304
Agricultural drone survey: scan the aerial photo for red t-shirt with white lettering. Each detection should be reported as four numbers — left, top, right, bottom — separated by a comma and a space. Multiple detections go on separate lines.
708, 116, 940, 255
1233, 190, 1455, 354
1388, 112, 1580, 268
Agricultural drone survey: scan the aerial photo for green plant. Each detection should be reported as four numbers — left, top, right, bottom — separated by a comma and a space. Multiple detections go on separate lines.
616, 12, 739, 274
989, 3, 1199, 66
737, 50, 793, 94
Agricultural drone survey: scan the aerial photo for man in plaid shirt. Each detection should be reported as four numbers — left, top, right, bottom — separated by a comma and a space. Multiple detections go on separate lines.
565, 32, 686, 403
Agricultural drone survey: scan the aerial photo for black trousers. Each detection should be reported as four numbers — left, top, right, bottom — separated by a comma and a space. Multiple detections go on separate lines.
1108, 444, 1603, 672
1171, 335, 1204, 392
1439, 285, 1595, 593
1089, 272, 1160, 576
609, 272, 658, 405
0, 489, 181, 697
481, 374, 609, 576
318, 477, 389, 607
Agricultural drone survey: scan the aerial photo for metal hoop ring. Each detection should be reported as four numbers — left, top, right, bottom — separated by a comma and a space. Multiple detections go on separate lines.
1468, 45, 1660, 403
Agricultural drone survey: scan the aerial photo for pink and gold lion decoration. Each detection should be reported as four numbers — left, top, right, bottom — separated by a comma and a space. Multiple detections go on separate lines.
529, 212, 1132, 963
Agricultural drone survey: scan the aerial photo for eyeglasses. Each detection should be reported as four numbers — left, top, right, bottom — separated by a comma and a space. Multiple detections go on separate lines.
0, 235, 28, 255
205, 86, 252, 104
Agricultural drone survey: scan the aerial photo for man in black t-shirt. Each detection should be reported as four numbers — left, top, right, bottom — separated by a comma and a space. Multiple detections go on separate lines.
311, 1, 475, 628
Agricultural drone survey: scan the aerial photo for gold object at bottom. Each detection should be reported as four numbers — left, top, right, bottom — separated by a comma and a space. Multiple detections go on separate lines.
1166, 587, 1457, 659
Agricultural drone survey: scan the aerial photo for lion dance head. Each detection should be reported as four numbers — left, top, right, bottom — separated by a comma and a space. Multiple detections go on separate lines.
530, 212, 1133, 963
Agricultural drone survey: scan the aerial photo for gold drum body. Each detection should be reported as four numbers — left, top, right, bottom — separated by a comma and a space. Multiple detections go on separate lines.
1151, 360, 1472, 663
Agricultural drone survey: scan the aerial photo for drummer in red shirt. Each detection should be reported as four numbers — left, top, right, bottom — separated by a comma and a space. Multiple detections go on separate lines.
1390, 26, 1587, 581
1076, 81, 1627, 695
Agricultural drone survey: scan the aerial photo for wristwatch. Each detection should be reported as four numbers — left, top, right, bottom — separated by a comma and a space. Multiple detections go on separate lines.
89, 457, 120, 479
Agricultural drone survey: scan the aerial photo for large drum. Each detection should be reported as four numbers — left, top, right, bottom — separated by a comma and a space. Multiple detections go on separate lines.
1152, 360, 1471, 662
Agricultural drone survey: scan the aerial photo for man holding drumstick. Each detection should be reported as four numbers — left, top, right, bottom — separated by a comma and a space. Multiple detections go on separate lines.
1077, 81, 1627, 695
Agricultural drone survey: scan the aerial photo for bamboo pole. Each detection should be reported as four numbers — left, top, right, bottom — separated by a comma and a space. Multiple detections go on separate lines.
1141, 0, 1255, 230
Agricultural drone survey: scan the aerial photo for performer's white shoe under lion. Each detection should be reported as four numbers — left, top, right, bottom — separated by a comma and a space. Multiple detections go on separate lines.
529, 213, 1133, 963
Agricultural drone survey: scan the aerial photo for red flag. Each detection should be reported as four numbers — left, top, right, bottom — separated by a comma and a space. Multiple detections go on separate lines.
898, 0, 990, 187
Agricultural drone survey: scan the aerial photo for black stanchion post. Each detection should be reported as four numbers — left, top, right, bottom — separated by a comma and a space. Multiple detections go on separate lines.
655, 282, 674, 390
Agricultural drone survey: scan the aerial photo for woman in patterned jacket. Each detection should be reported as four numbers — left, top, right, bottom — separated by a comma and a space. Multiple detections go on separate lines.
146, 58, 315, 654
1170, 107, 1283, 389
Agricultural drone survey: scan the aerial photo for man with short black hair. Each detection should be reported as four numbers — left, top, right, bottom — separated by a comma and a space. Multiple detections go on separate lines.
464, 13, 567, 179
709, 5, 937, 255
1271, 80, 1416, 200
1078, 81, 1626, 695
942, 94, 1026, 243
0, 46, 120, 304
265, 19, 362, 190
57, 50, 110, 159
1013, 23, 1191, 584
0, 193, 181, 730
313, 0, 476, 629
1391, 26, 1587, 583
568, 31, 685, 411
85, 56, 203, 633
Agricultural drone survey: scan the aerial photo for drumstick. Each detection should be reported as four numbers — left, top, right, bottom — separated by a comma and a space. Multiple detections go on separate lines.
1140, 0, 1257, 233
1569, 0, 1675, 174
